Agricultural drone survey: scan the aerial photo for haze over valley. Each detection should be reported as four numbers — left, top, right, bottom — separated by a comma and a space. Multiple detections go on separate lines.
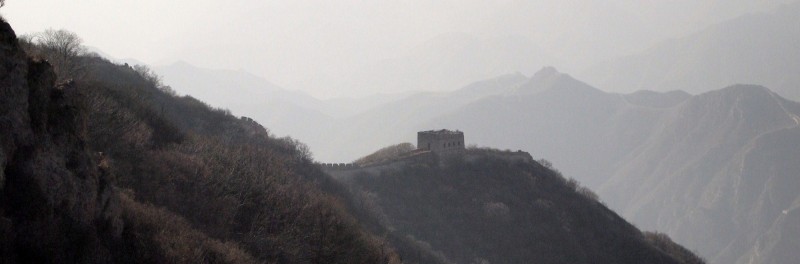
2, 1, 799, 263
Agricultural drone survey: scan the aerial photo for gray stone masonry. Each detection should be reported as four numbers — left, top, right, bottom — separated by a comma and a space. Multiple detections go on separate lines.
417, 129, 465, 156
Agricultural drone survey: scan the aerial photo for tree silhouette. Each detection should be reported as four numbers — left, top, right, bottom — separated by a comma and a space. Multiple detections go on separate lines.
22, 29, 87, 80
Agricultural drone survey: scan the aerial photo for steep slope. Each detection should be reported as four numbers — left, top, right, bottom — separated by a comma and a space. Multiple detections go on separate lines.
392, 69, 799, 263
733, 126, 800, 264
333, 149, 704, 264
599, 85, 800, 264
4, 19, 408, 263
148, 35, 800, 262
153, 61, 336, 149
154, 61, 415, 160
156, 60, 413, 119
0, 18, 256, 263
581, 1, 800, 101
0, 20, 123, 262
155, 61, 322, 112
81, 53, 404, 264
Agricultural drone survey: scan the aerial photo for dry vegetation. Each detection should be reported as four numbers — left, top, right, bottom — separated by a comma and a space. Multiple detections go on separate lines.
354, 143, 416, 166
339, 147, 706, 264
1, 18, 707, 264
2, 21, 401, 263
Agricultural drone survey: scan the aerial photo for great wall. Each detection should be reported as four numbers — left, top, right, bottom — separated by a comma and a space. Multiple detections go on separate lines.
318, 129, 534, 175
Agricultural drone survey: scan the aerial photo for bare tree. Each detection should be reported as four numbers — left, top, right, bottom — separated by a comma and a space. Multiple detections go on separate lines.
17, 34, 35, 54
132, 64, 162, 86
30, 29, 88, 80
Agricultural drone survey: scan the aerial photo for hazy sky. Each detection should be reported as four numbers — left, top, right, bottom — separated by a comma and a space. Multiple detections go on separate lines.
2, 0, 791, 98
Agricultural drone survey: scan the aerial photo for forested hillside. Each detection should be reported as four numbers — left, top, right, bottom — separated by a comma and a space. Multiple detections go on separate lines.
332, 148, 705, 264
1, 17, 405, 263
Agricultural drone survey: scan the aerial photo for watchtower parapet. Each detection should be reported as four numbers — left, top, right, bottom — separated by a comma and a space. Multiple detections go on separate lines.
417, 129, 465, 156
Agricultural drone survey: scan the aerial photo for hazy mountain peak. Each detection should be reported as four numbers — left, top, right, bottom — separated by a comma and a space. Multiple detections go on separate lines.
714, 83, 771, 94
581, 1, 800, 101
517, 67, 603, 96
454, 72, 529, 96
156, 61, 285, 96
694, 84, 779, 106
675, 84, 800, 136
533, 66, 560, 78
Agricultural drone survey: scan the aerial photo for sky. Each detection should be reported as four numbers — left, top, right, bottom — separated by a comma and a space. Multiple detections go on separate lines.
1, 0, 791, 98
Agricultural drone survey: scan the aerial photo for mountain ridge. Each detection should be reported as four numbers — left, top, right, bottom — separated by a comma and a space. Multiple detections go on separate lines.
580, 1, 800, 101
330, 148, 704, 264
597, 84, 800, 264
364, 70, 798, 264
2, 19, 407, 263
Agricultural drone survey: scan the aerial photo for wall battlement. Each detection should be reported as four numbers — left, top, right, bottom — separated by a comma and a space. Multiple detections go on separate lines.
319, 163, 360, 171
321, 129, 467, 173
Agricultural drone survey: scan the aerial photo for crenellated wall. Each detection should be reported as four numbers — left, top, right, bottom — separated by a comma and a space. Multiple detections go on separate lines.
320, 129, 469, 173
319, 163, 360, 171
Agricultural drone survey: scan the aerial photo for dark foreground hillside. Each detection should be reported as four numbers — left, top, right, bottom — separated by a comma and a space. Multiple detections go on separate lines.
0, 18, 405, 263
1, 16, 705, 263
333, 149, 705, 264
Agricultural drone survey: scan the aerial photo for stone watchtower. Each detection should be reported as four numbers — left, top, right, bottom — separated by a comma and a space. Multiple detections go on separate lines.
417, 129, 465, 156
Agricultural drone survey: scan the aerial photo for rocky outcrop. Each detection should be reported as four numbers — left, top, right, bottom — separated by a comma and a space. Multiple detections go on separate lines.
0, 18, 122, 263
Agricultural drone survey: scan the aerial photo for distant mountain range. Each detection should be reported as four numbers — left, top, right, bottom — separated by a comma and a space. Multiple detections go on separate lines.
580, 1, 800, 101
2, 17, 709, 263
242, 64, 795, 263
152, 0, 800, 163
9, 1, 800, 262
153, 62, 412, 151
152, 60, 542, 163
121, 4, 800, 262
598, 85, 800, 264
336, 33, 558, 96
385, 68, 798, 264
